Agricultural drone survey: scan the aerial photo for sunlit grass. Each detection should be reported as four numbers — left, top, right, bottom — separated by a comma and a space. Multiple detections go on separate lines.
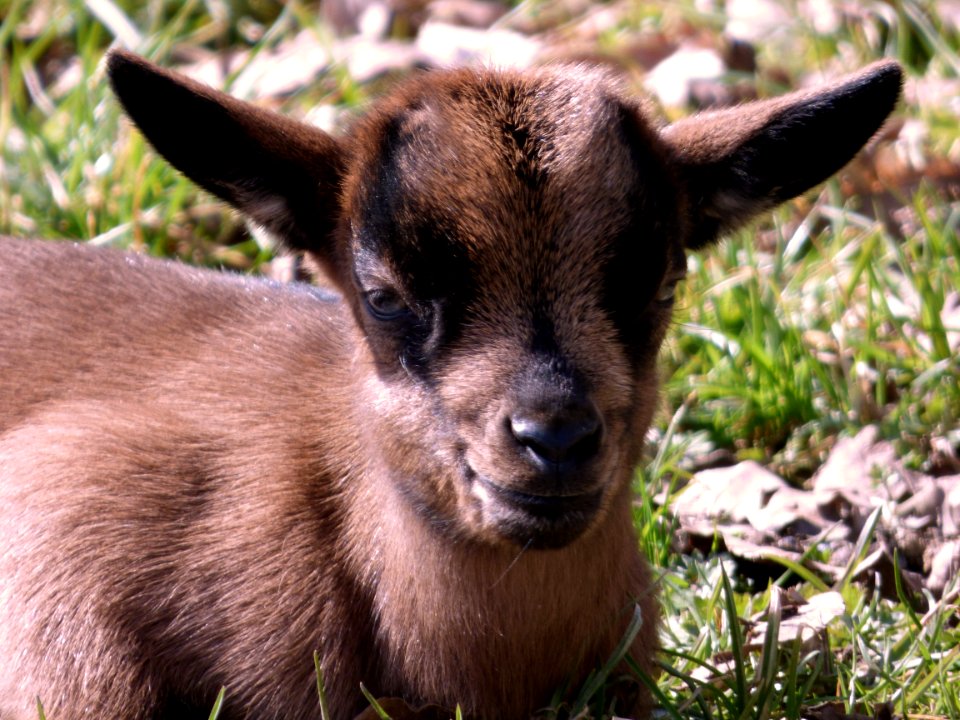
663, 184, 960, 470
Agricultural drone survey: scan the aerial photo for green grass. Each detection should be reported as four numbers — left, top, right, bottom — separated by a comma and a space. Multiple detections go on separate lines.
647, 510, 960, 719
662, 187, 960, 466
2, 0, 958, 718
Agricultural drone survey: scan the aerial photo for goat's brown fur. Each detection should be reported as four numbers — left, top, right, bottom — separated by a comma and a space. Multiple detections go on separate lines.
0, 52, 901, 720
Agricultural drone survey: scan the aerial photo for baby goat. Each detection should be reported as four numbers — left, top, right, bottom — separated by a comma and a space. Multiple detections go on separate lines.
0, 51, 901, 719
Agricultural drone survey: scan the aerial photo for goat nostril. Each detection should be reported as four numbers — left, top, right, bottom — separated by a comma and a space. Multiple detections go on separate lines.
509, 410, 602, 466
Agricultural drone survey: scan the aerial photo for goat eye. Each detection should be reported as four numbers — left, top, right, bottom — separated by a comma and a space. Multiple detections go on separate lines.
654, 279, 679, 304
363, 288, 410, 321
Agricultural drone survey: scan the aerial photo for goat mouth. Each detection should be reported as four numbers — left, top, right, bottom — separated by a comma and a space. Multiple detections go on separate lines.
477, 476, 603, 515
472, 473, 603, 549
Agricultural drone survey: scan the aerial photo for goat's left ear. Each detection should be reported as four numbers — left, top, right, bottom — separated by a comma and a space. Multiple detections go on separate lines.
662, 61, 902, 249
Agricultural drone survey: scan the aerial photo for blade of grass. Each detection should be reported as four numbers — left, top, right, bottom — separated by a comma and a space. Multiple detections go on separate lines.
314, 651, 331, 720
903, 645, 960, 709
632, 662, 688, 720
743, 587, 782, 720
720, 564, 748, 710
207, 686, 226, 720
835, 506, 882, 592
359, 684, 393, 720
570, 602, 644, 714
768, 553, 831, 592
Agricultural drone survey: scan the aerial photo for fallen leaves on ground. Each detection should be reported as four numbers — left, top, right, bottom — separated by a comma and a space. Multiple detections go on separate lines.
668, 425, 960, 600
802, 700, 895, 720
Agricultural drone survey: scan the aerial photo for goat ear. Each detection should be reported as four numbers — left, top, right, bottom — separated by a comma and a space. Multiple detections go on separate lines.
662, 61, 902, 249
107, 49, 345, 257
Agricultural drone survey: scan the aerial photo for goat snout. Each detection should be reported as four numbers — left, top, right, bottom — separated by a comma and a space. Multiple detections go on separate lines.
508, 403, 603, 471
460, 394, 611, 548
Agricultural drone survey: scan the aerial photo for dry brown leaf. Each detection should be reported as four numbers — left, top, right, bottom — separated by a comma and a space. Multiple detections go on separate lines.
671, 460, 786, 523
644, 44, 726, 108
748, 484, 828, 535
895, 481, 945, 525
416, 22, 541, 68
802, 700, 894, 720
720, 533, 844, 581
338, 37, 422, 83
812, 426, 919, 517
669, 427, 957, 597
426, 0, 508, 29
943, 476, 960, 537
233, 32, 333, 99
498, 0, 595, 35
748, 589, 845, 649
673, 460, 838, 537
798, 0, 842, 34
930, 435, 960, 476
323, 0, 431, 37
927, 539, 960, 596
724, 0, 794, 42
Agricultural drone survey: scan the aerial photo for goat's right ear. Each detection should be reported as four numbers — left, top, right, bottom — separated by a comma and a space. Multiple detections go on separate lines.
107, 50, 345, 257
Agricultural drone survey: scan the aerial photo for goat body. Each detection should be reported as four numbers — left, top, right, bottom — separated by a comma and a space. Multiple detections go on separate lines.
0, 52, 901, 719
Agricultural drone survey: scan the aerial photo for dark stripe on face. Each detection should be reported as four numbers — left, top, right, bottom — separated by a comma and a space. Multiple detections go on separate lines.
600, 103, 683, 368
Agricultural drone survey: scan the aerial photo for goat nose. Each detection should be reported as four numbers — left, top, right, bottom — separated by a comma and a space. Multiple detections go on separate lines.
509, 407, 602, 466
